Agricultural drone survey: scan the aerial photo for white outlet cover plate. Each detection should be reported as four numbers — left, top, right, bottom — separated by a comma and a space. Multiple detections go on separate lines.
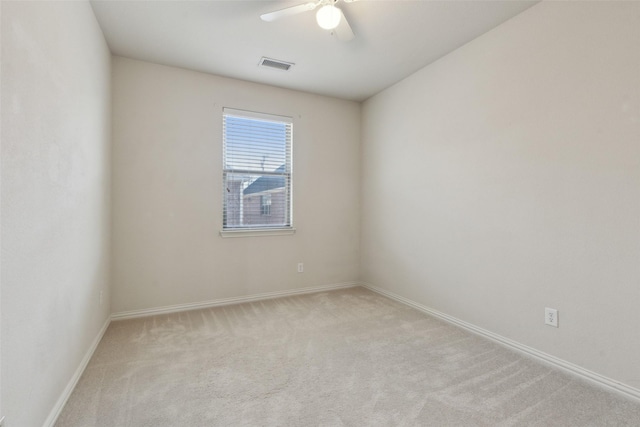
545, 307, 558, 327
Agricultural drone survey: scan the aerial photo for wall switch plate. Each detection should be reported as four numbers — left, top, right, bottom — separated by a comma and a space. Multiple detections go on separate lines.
545, 307, 558, 327
297, 263, 304, 273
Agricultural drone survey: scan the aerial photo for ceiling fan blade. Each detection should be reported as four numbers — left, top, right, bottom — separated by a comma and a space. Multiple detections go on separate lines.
333, 8, 355, 42
260, 2, 319, 22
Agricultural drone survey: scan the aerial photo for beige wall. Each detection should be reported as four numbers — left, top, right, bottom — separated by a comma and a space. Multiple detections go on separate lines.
361, 1, 640, 390
111, 57, 361, 313
1, 1, 112, 426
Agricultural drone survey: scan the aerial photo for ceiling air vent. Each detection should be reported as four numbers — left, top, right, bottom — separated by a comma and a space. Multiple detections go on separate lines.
259, 57, 294, 71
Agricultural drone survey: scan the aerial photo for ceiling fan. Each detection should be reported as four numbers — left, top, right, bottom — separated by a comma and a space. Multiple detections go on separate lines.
260, 0, 357, 42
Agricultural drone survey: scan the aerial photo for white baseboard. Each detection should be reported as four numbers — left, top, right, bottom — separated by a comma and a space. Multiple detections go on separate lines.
111, 281, 360, 321
43, 316, 111, 427
362, 282, 640, 403
46, 281, 637, 427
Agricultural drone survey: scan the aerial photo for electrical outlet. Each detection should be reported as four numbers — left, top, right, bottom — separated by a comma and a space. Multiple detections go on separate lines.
297, 262, 304, 273
545, 307, 558, 327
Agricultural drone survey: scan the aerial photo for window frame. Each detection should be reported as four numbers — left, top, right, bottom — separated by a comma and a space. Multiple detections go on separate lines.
220, 108, 295, 238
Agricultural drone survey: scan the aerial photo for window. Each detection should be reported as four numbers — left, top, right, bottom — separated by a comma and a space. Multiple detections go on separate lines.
222, 108, 292, 233
260, 194, 272, 216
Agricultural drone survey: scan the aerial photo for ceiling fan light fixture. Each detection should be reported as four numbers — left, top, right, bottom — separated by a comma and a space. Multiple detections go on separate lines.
316, 4, 341, 30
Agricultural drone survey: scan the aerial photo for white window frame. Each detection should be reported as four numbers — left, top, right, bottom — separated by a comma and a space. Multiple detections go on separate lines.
220, 108, 295, 238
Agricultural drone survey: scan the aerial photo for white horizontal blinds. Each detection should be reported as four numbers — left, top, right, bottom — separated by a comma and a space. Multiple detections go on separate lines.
223, 108, 292, 230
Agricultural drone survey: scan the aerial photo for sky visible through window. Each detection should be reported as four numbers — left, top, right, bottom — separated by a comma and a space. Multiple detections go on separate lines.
224, 116, 287, 172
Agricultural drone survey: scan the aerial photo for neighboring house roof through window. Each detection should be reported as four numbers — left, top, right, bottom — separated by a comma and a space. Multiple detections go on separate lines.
243, 164, 286, 195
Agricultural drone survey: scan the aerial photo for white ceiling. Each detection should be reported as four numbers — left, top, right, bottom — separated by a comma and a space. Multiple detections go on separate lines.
90, 0, 538, 102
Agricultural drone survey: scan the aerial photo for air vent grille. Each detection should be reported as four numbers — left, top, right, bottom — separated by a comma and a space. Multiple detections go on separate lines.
259, 57, 294, 71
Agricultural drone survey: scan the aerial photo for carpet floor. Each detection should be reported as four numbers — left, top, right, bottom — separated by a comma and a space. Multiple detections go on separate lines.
56, 287, 640, 426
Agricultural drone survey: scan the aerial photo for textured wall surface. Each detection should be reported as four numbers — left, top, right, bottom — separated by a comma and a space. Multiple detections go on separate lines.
111, 57, 361, 313
361, 1, 640, 390
1, 2, 111, 425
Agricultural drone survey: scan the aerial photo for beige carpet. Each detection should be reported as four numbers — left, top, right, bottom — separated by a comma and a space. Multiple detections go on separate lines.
56, 287, 640, 426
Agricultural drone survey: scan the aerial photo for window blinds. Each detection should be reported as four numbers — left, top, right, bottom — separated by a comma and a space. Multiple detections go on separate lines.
222, 108, 292, 230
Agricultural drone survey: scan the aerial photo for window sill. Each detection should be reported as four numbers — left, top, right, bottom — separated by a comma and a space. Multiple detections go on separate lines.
219, 228, 296, 238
